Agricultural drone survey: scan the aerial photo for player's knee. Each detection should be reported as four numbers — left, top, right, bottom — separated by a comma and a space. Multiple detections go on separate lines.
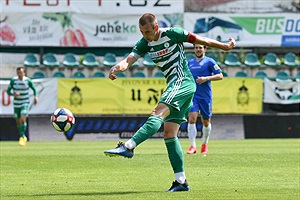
163, 131, 176, 138
202, 120, 210, 127
151, 104, 169, 119
188, 118, 197, 124
20, 116, 26, 123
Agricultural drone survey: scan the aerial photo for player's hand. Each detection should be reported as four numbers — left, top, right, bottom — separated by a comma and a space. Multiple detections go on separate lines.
225, 37, 236, 50
109, 66, 118, 80
34, 96, 38, 105
13, 93, 20, 97
196, 76, 208, 84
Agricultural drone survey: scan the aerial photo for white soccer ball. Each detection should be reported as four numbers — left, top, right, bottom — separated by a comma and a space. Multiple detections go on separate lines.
51, 108, 75, 132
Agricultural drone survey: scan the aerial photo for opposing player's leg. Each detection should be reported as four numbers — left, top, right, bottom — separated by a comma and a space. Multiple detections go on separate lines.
199, 99, 212, 155
201, 117, 211, 155
187, 111, 198, 154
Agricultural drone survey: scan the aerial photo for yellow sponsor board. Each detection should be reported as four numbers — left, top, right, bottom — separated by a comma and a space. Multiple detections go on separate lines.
58, 78, 262, 114
212, 78, 263, 114
58, 78, 166, 114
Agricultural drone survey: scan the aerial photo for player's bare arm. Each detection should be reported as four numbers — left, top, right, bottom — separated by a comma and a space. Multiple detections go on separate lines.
109, 54, 137, 80
34, 96, 38, 105
196, 73, 223, 84
194, 35, 236, 51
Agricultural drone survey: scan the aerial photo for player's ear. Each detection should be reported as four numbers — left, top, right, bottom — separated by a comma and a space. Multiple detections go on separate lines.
155, 24, 159, 31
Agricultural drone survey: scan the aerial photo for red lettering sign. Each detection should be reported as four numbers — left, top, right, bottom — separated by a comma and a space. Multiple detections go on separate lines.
24, 0, 40, 6
6, 0, 73, 6
2, 90, 10, 106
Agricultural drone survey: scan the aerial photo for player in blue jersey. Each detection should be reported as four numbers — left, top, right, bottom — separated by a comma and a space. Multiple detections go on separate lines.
186, 44, 223, 155
104, 13, 235, 192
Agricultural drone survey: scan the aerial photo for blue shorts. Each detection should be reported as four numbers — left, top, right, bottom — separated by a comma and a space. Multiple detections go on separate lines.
190, 98, 212, 119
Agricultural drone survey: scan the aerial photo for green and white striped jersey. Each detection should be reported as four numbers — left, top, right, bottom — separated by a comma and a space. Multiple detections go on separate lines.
7, 76, 37, 108
132, 27, 193, 84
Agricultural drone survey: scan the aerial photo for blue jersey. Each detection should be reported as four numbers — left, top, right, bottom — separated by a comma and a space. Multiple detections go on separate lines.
188, 56, 222, 100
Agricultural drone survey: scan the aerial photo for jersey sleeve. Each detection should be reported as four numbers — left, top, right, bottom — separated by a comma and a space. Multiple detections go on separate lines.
6, 78, 14, 96
208, 58, 222, 74
28, 79, 38, 96
168, 28, 191, 43
131, 38, 149, 58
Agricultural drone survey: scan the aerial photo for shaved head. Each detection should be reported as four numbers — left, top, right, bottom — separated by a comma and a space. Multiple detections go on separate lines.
139, 13, 157, 29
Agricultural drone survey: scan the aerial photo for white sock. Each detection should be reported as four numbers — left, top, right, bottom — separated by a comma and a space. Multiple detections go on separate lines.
187, 123, 197, 147
202, 123, 211, 144
175, 172, 186, 184
125, 139, 136, 150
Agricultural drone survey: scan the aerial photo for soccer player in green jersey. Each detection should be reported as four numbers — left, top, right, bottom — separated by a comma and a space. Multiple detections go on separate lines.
104, 13, 236, 192
7, 67, 38, 146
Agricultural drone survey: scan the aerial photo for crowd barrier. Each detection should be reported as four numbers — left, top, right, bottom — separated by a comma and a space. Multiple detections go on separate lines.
244, 114, 300, 138
0, 117, 29, 141
1, 114, 299, 141
63, 116, 203, 140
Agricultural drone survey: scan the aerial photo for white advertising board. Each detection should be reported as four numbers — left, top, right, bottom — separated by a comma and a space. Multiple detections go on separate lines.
184, 13, 300, 47
0, 78, 57, 114
1, 0, 183, 14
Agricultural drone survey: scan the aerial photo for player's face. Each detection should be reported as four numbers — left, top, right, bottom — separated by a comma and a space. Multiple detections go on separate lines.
194, 44, 206, 58
139, 23, 159, 42
17, 68, 25, 80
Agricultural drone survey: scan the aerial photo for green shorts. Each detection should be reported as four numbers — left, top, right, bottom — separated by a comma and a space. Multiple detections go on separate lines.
13, 106, 29, 119
160, 75, 196, 125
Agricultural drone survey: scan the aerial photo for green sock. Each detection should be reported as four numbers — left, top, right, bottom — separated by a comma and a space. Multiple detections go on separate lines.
20, 123, 27, 138
17, 124, 25, 138
165, 137, 184, 173
17, 125, 22, 137
132, 115, 163, 146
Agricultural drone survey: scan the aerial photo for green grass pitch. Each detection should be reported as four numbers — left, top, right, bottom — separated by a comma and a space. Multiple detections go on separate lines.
1, 139, 299, 200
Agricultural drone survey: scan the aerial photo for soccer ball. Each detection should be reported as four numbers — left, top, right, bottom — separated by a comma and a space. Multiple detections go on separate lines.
51, 108, 75, 132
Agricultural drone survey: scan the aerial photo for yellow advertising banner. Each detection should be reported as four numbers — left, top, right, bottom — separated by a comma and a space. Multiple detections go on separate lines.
58, 78, 167, 114
58, 78, 263, 114
212, 78, 263, 114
